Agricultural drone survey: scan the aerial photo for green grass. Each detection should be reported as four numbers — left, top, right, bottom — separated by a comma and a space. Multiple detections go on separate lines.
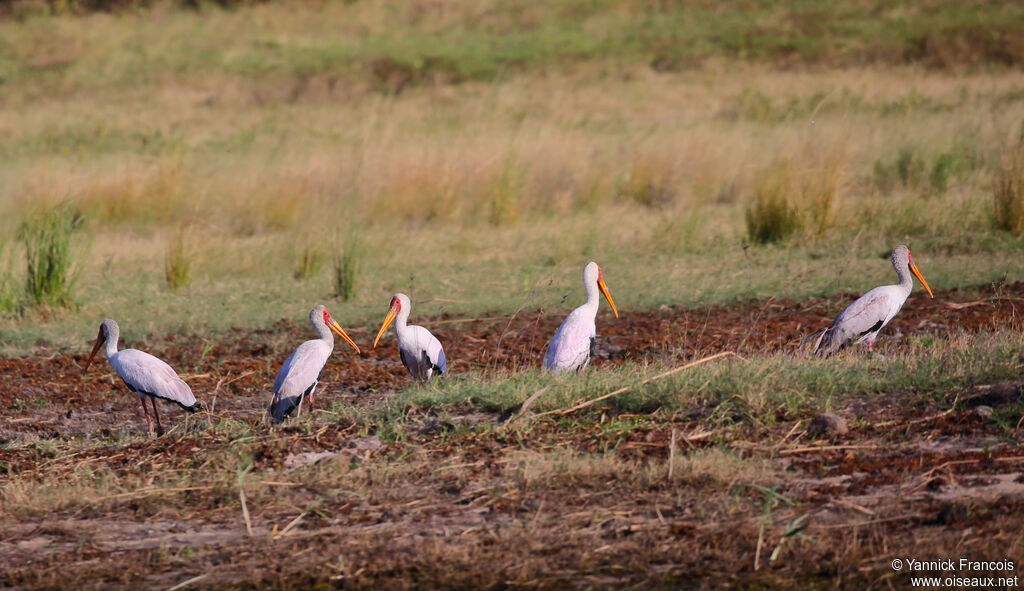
0, 1, 1023, 354
2, 0, 1023, 99
358, 330, 1024, 436
18, 204, 80, 309
1, 213, 1023, 355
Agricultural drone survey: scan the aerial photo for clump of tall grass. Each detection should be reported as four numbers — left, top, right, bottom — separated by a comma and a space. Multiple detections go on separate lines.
745, 167, 801, 244
489, 156, 523, 226
294, 244, 323, 280
994, 124, 1024, 236
19, 205, 81, 308
745, 154, 841, 244
164, 225, 192, 290
622, 157, 676, 209
874, 141, 982, 198
333, 233, 361, 301
0, 242, 19, 314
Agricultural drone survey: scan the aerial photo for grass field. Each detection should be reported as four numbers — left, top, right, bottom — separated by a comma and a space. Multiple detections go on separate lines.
2, 1, 1024, 588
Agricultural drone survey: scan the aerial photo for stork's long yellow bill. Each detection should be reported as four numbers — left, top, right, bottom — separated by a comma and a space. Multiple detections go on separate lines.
373, 303, 399, 349
598, 277, 619, 318
909, 261, 933, 298
327, 318, 361, 354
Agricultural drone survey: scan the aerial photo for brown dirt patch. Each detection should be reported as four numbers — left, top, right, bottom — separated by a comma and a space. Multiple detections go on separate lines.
1, 282, 1023, 589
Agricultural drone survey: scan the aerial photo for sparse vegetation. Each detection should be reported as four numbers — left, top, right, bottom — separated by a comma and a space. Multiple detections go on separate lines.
293, 244, 322, 281
745, 166, 801, 244
18, 205, 80, 309
994, 124, 1024, 236
163, 225, 191, 290
333, 233, 361, 302
1, 3, 1024, 586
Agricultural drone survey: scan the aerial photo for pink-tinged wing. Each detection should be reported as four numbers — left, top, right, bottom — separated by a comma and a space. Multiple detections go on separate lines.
544, 308, 595, 374
816, 286, 905, 355
271, 339, 331, 420
110, 349, 197, 408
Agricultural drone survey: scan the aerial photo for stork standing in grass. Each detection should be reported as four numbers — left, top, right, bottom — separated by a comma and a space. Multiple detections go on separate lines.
544, 261, 619, 374
813, 245, 934, 357
269, 305, 360, 423
373, 293, 446, 382
83, 318, 202, 436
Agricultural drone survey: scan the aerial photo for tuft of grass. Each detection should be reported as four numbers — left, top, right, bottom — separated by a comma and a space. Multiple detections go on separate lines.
994, 124, 1024, 236
489, 156, 524, 227
0, 241, 20, 314
333, 233, 362, 302
164, 225, 192, 290
622, 157, 676, 209
745, 153, 840, 244
19, 204, 81, 309
745, 167, 801, 244
294, 244, 323, 281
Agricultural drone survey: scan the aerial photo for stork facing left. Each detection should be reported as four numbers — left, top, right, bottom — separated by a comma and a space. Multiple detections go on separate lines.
83, 318, 202, 436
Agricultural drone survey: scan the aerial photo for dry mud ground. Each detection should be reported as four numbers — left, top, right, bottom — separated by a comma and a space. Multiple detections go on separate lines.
2, 282, 1024, 589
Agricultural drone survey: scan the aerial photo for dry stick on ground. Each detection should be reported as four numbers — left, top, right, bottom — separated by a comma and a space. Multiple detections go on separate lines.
165, 574, 208, 591
92, 486, 213, 502
275, 510, 308, 539
239, 469, 254, 538
876, 391, 961, 428
504, 386, 551, 424
777, 444, 879, 455
668, 429, 677, 480
535, 351, 742, 418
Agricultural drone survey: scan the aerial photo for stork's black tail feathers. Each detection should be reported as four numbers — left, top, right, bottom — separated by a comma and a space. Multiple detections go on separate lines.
804, 327, 837, 357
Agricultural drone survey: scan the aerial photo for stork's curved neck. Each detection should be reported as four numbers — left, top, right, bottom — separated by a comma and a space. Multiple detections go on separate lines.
313, 317, 334, 347
393, 304, 411, 338
104, 325, 120, 359
893, 259, 913, 294
582, 276, 601, 312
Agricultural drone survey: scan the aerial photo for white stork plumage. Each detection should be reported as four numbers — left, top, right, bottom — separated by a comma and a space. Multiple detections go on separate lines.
544, 261, 618, 374
813, 245, 934, 357
372, 293, 446, 382
83, 318, 201, 436
269, 305, 360, 423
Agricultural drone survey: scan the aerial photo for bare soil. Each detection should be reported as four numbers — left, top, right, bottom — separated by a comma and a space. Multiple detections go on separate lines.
2, 282, 1023, 590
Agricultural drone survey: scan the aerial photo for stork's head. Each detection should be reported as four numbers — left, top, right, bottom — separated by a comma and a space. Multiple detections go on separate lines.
373, 293, 410, 348
311, 304, 360, 354
83, 318, 118, 375
583, 262, 618, 318
893, 245, 933, 298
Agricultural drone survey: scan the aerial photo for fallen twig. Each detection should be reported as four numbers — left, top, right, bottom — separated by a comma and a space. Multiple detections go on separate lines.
165, 574, 208, 591
239, 466, 253, 538
503, 386, 552, 424
536, 351, 742, 418
777, 444, 879, 455
876, 391, 961, 427
275, 510, 308, 539
92, 486, 213, 502
668, 429, 677, 480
